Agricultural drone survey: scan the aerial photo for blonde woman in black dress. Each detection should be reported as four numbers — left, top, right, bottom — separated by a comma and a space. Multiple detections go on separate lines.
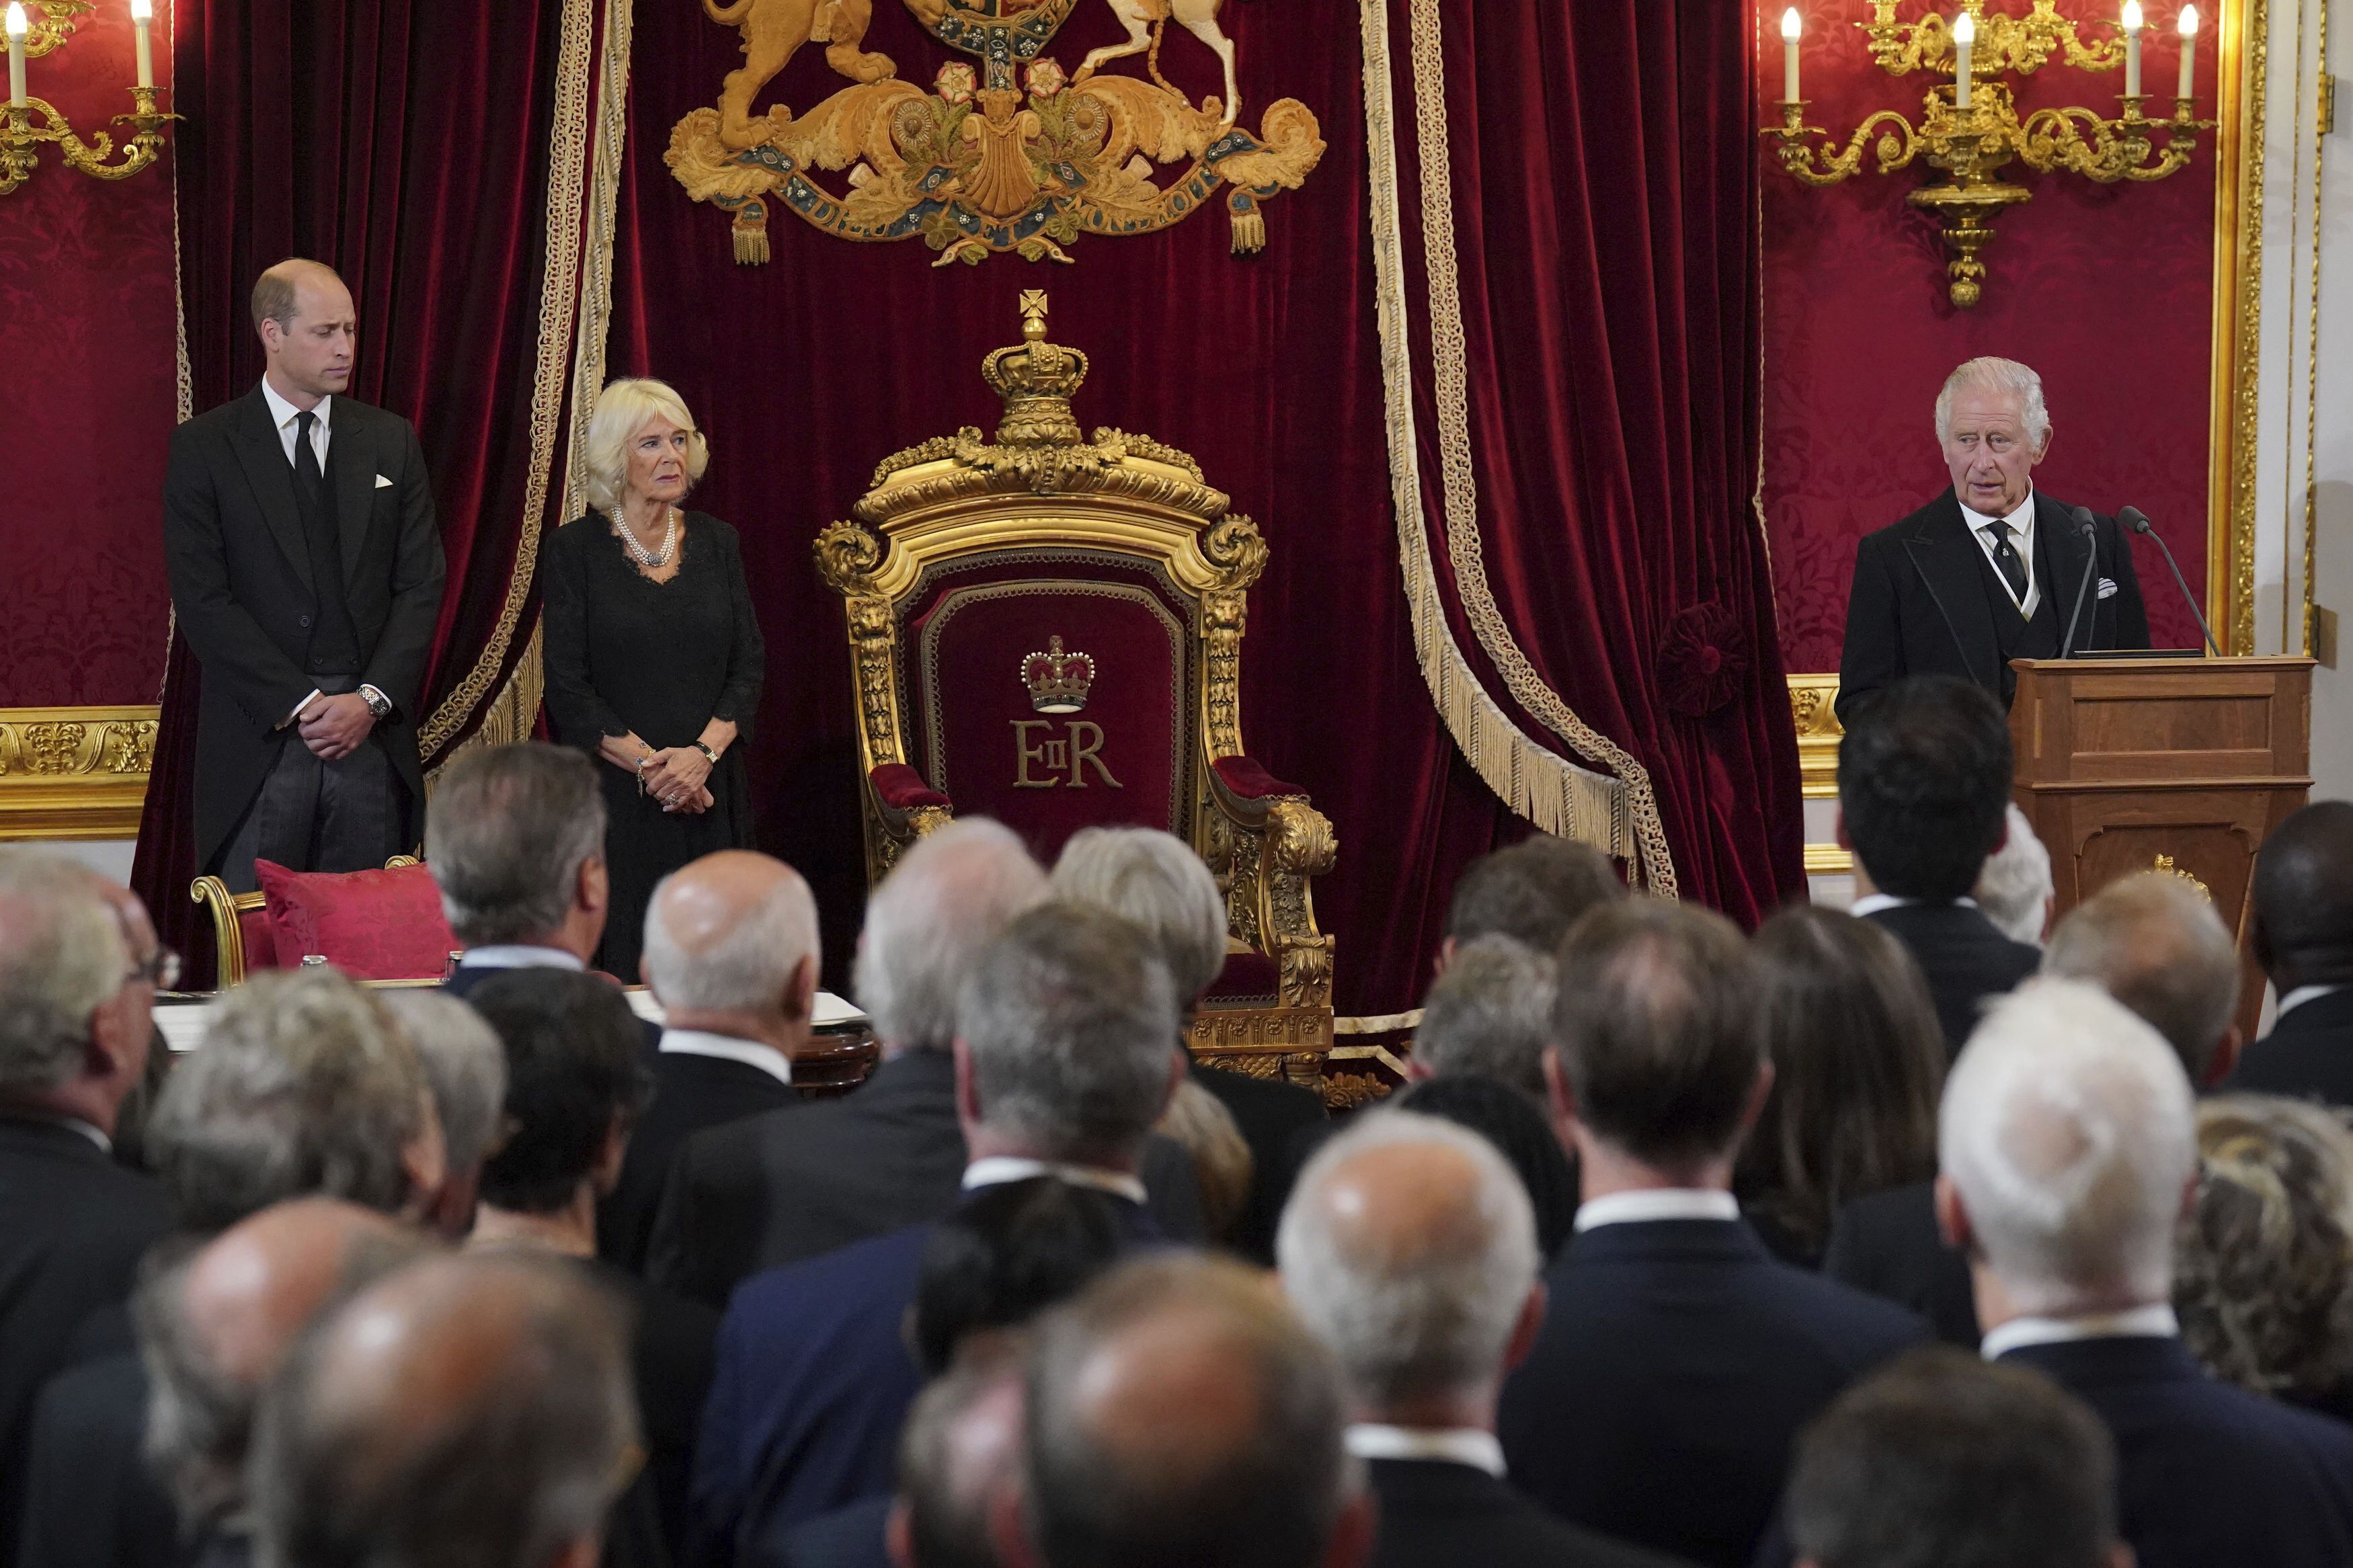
543, 378, 765, 980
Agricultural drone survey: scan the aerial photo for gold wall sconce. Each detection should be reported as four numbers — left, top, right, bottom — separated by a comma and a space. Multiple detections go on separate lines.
3, 0, 175, 196
1764, 1, 2213, 307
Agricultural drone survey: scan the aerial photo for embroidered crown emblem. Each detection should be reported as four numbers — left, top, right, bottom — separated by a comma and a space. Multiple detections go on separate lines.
1021, 636, 1095, 714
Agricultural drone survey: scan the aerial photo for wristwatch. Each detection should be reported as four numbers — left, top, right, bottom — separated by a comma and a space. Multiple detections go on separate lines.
694, 741, 721, 767
359, 686, 394, 721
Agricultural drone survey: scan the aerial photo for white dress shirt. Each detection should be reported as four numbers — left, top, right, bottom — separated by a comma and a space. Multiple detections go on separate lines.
456, 945, 586, 973
1572, 1188, 1740, 1233
260, 376, 333, 468
1345, 1423, 1507, 1479
961, 1156, 1148, 1206
658, 1028, 793, 1089
1960, 488, 2040, 618
1849, 893, 1979, 919
1979, 1304, 2180, 1362
2278, 984, 2347, 1022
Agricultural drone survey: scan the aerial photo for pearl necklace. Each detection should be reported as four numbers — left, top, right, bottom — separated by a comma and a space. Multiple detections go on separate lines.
610, 505, 679, 569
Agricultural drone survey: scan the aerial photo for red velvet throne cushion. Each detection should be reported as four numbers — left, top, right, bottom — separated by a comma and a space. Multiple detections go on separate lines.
254, 860, 456, 981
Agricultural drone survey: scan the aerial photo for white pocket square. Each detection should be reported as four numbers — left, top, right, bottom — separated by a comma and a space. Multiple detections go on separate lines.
2096, 577, 2118, 600
374, 473, 394, 489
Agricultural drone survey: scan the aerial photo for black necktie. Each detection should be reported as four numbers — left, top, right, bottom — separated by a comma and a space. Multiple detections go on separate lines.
294, 410, 325, 505
1985, 523, 2028, 603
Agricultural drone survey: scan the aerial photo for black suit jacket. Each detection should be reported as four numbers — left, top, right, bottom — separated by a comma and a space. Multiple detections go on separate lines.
762, 1495, 893, 1568
1365, 1457, 1691, 1568
1496, 1219, 1927, 1568
14, 1350, 182, 1568
1821, 1180, 1979, 1348
0, 1116, 172, 1564
1188, 1061, 1326, 1261
1837, 487, 2149, 723
2001, 1336, 2353, 1568
600, 1049, 800, 1276
163, 386, 446, 864
2225, 989, 2353, 1107
1860, 902, 2040, 1059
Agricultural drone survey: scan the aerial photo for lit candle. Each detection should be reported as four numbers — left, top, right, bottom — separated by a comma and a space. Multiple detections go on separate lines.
129, 0, 152, 89
5, 4, 25, 110
2178, 4, 2199, 98
1953, 10, 1974, 110
1782, 8, 1801, 103
2123, 0, 2143, 97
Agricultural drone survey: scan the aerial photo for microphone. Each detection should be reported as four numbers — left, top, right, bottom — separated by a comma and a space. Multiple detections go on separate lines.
2120, 505, 2221, 656
2059, 505, 2100, 659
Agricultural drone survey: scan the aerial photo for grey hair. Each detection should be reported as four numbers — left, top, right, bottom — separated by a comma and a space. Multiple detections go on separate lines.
2044, 871, 2241, 1083
855, 818, 1047, 1050
957, 903, 1179, 1163
1934, 356, 2052, 447
642, 865, 821, 1012
1277, 1110, 1539, 1407
380, 991, 507, 1178
1940, 979, 2196, 1315
581, 378, 710, 512
1974, 804, 2054, 946
426, 744, 607, 948
1412, 935, 1557, 1099
0, 848, 128, 1094
147, 971, 432, 1233
1051, 827, 1228, 1002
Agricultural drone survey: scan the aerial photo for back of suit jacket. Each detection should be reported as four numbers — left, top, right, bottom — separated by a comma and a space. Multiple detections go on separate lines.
600, 1050, 799, 1276
1820, 1180, 1979, 1347
1365, 1458, 1691, 1568
2225, 989, 2353, 1108
1860, 901, 2040, 1059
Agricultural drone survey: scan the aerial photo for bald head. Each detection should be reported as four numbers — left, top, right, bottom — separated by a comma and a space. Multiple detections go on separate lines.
894, 1349, 1027, 1568
856, 819, 1047, 1052
251, 1251, 637, 1568
1025, 1255, 1362, 1568
643, 850, 820, 1024
253, 258, 355, 401
2044, 871, 2240, 1082
1278, 1111, 1540, 1413
2254, 801, 2353, 990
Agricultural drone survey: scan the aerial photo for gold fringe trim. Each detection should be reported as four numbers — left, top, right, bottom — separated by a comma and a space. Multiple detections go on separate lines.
561, 0, 636, 527
1357, 0, 1675, 893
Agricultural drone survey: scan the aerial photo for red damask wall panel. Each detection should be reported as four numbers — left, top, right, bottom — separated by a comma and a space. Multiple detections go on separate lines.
0, 5, 177, 705
1761, 2, 2217, 673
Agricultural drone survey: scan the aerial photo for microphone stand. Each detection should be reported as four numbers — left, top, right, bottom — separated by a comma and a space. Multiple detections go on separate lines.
2120, 505, 2221, 656
2059, 507, 2100, 660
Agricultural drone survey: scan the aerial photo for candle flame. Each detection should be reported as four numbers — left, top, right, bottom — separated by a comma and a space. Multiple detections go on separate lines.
130, 0, 151, 18
1782, 7, 1802, 42
1952, 10, 1975, 44
2122, 0, 2143, 30
3, 3, 25, 42
2178, 3, 2198, 35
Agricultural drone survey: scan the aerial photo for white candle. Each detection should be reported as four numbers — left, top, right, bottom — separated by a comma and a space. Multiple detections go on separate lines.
1953, 11, 1974, 110
2123, 0, 2143, 97
1782, 8, 1801, 103
2178, 5, 2199, 98
130, 0, 152, 90
5, 5, 26, 109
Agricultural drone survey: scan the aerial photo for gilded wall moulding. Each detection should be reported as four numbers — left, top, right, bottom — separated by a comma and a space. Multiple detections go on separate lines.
666, 0, 1324, 265
1786, 672, 1843, 800
0, 705, 159, 840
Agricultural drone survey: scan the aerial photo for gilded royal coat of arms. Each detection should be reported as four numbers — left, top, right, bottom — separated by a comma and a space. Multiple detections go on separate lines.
666, 0, 1325, 265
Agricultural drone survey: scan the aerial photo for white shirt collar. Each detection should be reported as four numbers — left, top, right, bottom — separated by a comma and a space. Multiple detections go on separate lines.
961, 1156, 1148, 1206
1959, 487, 2040, 614
659, 1028, 793, 1089
1849, 893, 1978, 919
457, 945, 586, 972
2278, 984, 2346, 1020
1572, 1188, 1741, 1233
1345, 1424, 1507, 1479
1958, 486, 2036, 538
260, 377, 331, 438
1981, 1304, 2180, 1362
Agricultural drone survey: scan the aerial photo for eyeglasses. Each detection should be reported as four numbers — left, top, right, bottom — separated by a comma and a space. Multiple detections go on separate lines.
128, 946, 182, 991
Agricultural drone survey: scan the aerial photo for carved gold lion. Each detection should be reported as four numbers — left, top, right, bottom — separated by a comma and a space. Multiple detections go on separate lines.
704, 0, 900, 149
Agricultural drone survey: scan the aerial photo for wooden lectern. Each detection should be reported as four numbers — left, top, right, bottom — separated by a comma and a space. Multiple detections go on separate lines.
2009, 656, 2315, 1038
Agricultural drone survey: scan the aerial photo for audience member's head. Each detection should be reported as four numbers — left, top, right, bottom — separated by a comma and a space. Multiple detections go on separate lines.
2174, 1094, 2353, 1407
890, 1345, 1026, 1568
1786, 1345, 2126, 1568
955, 904, 1182, 1173
2251, 800, 2353, 991
1018, 1255, 1369, 1568
1279, 1111, 1543, 1423
2045, 870, 2243, 1085
1975, 803, 2055, 945
1441, 835, 1624, 963
251, 259, 356, 401
467, 968, 651, 1226
1051, 827, 1228, 1006
379, 990, 508, 1239
1547, 900, 1766, 1184
1938, 980, 2196, 1319
249, 1251, 637, 1568
1736, 907, 1944, 1260
859, 819, 1048, 1055
1409, 935, 1555, 1100
643, 849, 821, 1046
1837, 675, 2013, 901
426, 743, 609, 962
1391, 1074, 1579, 1258
1153, 1077, 1254, 1243
910, 1177, 1132, 1378
148, 968, 446, 1233
0, 848, 148, 1137
134, 1198, 438, 1536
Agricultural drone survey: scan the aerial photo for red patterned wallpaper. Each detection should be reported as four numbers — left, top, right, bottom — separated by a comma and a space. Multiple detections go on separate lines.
1761, 2, 2219, 673
0, 4, 177, 705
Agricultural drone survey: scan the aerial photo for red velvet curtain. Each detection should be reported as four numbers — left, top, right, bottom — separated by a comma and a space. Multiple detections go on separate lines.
132, 0, 581, 979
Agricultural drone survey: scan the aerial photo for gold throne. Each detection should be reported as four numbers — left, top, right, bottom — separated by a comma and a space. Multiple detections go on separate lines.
815, 292, 1339, 1091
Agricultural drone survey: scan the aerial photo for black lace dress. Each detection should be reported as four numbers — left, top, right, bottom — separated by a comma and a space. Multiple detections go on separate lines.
542, 510, 766, 979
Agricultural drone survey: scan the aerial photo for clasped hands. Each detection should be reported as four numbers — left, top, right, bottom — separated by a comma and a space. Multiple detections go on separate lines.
641, 747, 715, 814
296, 693, 375, 761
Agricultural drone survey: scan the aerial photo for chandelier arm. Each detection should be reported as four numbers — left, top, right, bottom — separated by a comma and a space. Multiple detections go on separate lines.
1766, 108, 1919, 188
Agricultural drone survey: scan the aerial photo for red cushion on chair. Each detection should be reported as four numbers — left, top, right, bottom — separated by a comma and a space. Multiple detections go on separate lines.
238, 903, 281, 971
1211, 754, 1306, 800
871, 762, 952, 811
1203, 948, 1282, 1005
254, 860, 456, 981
